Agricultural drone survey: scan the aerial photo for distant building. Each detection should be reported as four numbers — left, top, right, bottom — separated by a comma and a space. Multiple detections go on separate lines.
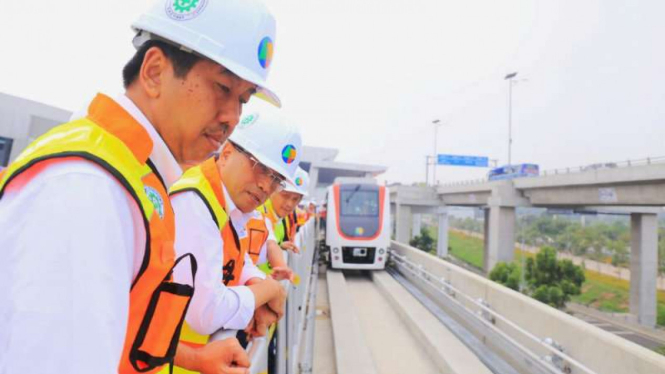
299, 146, 387, 203
0, 92, 72, 166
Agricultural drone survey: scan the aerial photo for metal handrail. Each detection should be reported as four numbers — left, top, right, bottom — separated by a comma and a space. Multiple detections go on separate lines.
390, 251, 598, 374
207, 219, 319, 374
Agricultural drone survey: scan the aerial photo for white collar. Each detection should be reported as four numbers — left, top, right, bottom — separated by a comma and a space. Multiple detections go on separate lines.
114, 94, 183, 188
221, 183, 259, 233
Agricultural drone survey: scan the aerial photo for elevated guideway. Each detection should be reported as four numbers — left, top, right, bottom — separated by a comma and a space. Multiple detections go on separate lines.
316, 245, 665, 374
324, 268, 493, 374
392, 159, 665, 327
235, 218, 665, 374
387, 241, 665, 374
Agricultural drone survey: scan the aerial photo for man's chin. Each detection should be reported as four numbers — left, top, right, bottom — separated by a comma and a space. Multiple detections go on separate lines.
238, 200, 261, 214
180, 152, 215, 169
275, 209, 289, 219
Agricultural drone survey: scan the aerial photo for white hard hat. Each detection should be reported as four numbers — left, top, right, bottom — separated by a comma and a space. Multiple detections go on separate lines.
229, 112, 301, 185
284, 167, 309, 196
132, 0, 280, 107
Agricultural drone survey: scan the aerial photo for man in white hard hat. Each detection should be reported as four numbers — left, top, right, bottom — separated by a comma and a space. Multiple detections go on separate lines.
257, 168, 310, 275
168, 113, 301, 373
0, 1, 280, 373
261, 167, 310, 250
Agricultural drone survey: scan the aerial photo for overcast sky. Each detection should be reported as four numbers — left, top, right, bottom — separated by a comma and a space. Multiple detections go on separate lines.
1, 0, 664, 184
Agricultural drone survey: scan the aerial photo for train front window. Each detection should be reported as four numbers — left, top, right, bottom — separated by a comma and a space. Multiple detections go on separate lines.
340, 190, 379, 217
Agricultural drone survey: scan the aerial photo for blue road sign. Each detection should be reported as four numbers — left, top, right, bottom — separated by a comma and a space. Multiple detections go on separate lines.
437, 154, 489, 167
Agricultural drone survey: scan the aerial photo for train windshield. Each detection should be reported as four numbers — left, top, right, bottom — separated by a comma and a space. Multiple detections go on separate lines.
340, 190, 379, 217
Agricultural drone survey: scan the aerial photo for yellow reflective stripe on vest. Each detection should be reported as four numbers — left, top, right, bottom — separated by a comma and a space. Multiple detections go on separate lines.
274, 218, 287, 244
154, 323, 208, 374
0, 118, 154, 220
170, 164, 229, 229
168, 164, 229, 371
154, 322, 208, 374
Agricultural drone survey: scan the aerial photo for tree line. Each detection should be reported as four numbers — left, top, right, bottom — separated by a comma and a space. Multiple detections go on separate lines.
450, 215, 665, 275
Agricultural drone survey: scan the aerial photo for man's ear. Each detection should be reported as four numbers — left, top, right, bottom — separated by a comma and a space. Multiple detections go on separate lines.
138, 47, 171, 99
217, 142, 234, 167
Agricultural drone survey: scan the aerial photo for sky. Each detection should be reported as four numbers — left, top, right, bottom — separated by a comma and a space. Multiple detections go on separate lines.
1, 0, 664, 185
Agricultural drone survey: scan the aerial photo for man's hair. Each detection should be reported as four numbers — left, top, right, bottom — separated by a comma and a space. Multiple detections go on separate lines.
122, 40, 202, 88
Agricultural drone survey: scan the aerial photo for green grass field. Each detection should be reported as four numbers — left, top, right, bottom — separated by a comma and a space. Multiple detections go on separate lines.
447, 230, 665, 327
448, 231, 484, 269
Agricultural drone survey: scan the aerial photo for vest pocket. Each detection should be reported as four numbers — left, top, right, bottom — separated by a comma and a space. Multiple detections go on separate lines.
130, 254, 197, 371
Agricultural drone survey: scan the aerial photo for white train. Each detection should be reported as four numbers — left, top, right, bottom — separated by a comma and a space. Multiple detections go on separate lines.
325, 178, 390, 270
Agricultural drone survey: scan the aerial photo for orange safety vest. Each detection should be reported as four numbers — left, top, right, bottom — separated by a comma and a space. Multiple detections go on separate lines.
259, 199, 289, 244
169, 157, 263, 373
0, 94, 196, 374
246, 216, 270, 265
260, 198, 280, 226
284, 210, 298, 242
297, 207, 308, 226
170, 157, 245, 287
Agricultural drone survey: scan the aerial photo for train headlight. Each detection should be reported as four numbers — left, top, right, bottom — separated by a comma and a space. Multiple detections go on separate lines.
378, 248, 385, 254
333, 247, 340, 254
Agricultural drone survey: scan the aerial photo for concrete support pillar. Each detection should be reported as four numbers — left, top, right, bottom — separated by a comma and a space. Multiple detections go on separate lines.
436, 207, 449, 258
395, 203, 412, 244
629, 213, 658, 328
483, 209, 489, 263
412, 214, 422, 239
484, 206, 516, 273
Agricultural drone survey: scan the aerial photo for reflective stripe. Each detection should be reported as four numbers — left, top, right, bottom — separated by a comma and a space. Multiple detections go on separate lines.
0, 94, 193, 374
168, 157, 250, 374
170, 159, 228, 230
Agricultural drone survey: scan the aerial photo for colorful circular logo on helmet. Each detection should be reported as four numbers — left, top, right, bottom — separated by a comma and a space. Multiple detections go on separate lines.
166, 0, 208, 21
295, 177, 303, 186
258, 37, 274, 69
281, 145, 297, 164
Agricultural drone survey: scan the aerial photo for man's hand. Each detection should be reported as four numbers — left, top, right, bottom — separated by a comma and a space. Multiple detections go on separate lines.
175, 338, 249, 374
267, 284, 287, 319
245, 305, 279, 337
280, 241, 299, 254
271, 266, 294, 282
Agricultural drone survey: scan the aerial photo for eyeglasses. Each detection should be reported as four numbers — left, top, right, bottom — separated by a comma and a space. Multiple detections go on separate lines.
231, 142, 287, 192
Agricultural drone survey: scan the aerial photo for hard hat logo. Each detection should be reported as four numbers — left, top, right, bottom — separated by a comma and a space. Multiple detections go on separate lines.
295, 177, 303, 186
258, 37, 274, 69
239, 113, 260, 128
165, 0, 207, 21
281, 145, 297, 165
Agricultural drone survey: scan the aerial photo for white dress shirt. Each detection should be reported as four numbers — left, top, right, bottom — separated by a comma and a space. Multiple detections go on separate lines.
171, 183, 266, 335
0, 94, 182, 374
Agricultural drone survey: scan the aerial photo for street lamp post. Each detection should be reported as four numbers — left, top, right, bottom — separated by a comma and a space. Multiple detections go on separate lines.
505, 72, 518, 165
432, 119, 442, 185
